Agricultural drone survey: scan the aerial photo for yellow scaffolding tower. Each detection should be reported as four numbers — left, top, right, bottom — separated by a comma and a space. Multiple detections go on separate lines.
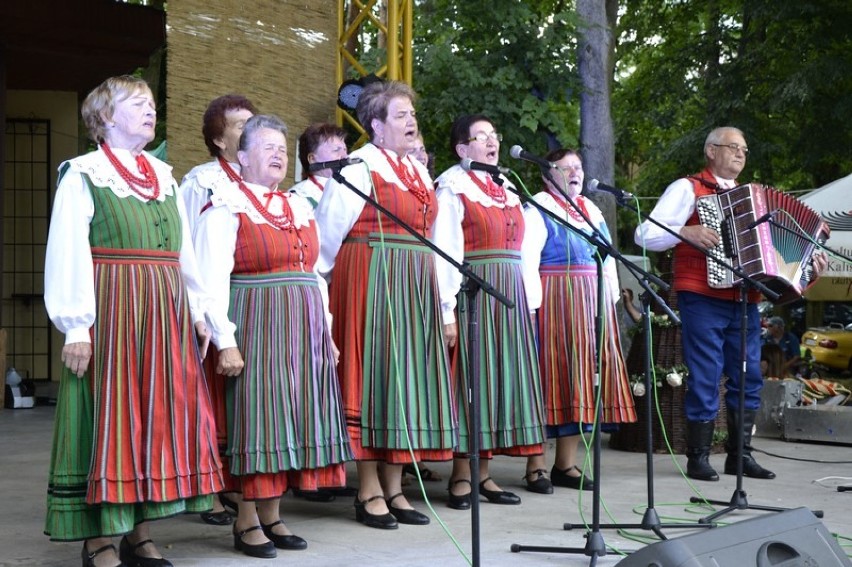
336, 0, 413, 137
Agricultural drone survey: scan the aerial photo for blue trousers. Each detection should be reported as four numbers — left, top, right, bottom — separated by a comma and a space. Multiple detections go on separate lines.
678, 291, 763, 422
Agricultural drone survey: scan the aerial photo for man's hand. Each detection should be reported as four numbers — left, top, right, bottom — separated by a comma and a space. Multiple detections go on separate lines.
217, 347, 245, 377
61, 342, 92, 378
680, 225, 721, 250
811, 251, 828, 278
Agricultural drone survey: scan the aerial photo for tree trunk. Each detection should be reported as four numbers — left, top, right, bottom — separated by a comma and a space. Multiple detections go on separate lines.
577, 0, 618, 244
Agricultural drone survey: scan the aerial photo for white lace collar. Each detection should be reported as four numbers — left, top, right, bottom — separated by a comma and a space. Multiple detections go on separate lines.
183, 159, 240, 190
354, 143, 433, 191
209, 179, 313, 229
435, 164, 520, 208
64, 148, 176, 201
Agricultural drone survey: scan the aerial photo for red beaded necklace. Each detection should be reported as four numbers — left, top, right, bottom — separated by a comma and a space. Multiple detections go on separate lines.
466, 171, 506, 205
552, 192, 589, 223
380, 148, 430, 204
101, 142, 160, 200
217, 156, 241, 183
237, 180, 296, 231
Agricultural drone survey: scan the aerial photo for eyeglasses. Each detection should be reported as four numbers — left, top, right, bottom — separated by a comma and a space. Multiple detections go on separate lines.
712, 143, 749, 155
556, 163, 583, 172
467, 132, 503, 143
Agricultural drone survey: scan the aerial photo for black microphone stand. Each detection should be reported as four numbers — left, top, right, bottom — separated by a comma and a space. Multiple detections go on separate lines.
331, 169, 513, 567
504, 171, 668, 564
608, 192, 825, 524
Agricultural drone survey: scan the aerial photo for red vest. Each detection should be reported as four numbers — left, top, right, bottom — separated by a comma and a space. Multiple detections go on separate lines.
672, 168, 761, 303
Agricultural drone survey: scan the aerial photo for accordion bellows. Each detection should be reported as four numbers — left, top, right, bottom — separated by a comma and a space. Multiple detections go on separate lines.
696, 183, 829, 304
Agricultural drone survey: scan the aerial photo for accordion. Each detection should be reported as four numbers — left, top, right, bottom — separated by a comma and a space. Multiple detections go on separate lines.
695, 183, 829, 304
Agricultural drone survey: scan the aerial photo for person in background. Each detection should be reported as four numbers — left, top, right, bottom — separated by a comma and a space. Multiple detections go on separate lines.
315, 80, 457, 530
409, 133, 435, 178
195, 114, 352, 559
760, 343, 786, 378
521, 148, 637, 494
433, 114, 543, 509
180, 93, 257, 527
180, 94, 256, 236
762, 316, 801, 376
44, 75, 223, 567
635, 126, 827, 482
289, 122, 349, 209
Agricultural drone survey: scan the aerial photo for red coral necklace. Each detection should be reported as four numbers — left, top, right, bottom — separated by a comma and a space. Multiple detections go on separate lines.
101, 142, 160, 200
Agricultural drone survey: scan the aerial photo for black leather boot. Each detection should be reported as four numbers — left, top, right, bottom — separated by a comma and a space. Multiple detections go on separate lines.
685, 420, 719, 481
724, 409, 776, 479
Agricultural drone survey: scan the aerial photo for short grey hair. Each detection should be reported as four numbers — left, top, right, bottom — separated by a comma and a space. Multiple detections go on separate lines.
704, 126, 745, 152
239, 114, 288, 152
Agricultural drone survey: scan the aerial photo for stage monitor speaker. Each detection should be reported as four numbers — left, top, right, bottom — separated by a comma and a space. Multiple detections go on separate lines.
616, 507, 851, 567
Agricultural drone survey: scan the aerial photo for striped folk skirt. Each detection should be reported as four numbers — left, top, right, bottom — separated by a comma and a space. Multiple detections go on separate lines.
538, 265, 637, 430
454, 250, 545, 455
45, 248, 223, 541
226, 272, 352, 499
330, 233, 457, 463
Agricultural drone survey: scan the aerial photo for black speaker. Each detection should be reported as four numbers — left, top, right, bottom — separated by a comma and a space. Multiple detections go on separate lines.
616, 507, 851, 567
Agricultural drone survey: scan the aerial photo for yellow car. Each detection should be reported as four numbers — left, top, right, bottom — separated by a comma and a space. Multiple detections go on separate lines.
801, 324, 852, 371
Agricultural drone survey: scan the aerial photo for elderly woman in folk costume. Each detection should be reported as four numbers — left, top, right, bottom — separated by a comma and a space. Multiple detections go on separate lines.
432, 114, 545, 510
521, 148, 636, 495
315, 80, 457, 530
194, 114, 352, 559
44, 75, 223, 567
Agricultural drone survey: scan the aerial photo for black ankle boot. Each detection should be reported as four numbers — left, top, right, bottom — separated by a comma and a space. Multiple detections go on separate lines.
724, 409, 776, 479
685, 420, 719, 481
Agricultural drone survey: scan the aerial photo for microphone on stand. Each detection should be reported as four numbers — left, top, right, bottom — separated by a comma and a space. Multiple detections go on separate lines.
509, 145, 555, 169
308, 156, 363, 173
587, 178, 634, 202
745, 211, 776, 230
460, 158, 511, 176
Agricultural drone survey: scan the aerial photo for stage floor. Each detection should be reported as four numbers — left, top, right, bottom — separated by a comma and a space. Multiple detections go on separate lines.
2, 406, 851, 566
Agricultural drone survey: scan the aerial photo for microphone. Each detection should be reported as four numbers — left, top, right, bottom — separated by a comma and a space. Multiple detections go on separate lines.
460, 158, 511, 176
509, 145, 555, 169
587, 179, 634, 202
745, 211, 775, 230
308, 156, 363, 173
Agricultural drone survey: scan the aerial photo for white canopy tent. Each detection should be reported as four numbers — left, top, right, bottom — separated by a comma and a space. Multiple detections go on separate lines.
800, 173, 852, 301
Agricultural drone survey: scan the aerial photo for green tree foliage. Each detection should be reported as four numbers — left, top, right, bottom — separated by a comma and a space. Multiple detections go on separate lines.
413, 0, 582, 180
614, 0, 852, 200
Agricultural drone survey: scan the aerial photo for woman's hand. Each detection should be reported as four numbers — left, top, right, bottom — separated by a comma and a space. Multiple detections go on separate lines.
194, 321, 211, 359
61, 342, 92, 378
217, 347, 244, 377
443, 322, 458, 349
331, 340, 341, 366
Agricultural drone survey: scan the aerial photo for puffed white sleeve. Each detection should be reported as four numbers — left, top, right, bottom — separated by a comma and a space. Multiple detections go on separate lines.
44, 170, 95, 345
312, 221, 334, 330
174, 186, 209, 325
314, 164, 369, 280
520, 204, 547, 312
634, 178, 695, 251
193, 205, 239, 349
432, 186, 465, 325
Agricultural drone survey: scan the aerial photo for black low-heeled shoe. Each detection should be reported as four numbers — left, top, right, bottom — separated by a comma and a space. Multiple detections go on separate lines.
478, 477, 521, 505
200, 510, 234, 526
260, 520, 308, 550
354, 495, 398, 529
292, 488, 336, 502
524, 468, 554, 495
551, 465, 595, 491
82, 542, 126, 567
118, 536, 173, 567
447, 478, 472, 510
386, 492, 430, 525
219, 493, 239, 515
233, 525, 277, 559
